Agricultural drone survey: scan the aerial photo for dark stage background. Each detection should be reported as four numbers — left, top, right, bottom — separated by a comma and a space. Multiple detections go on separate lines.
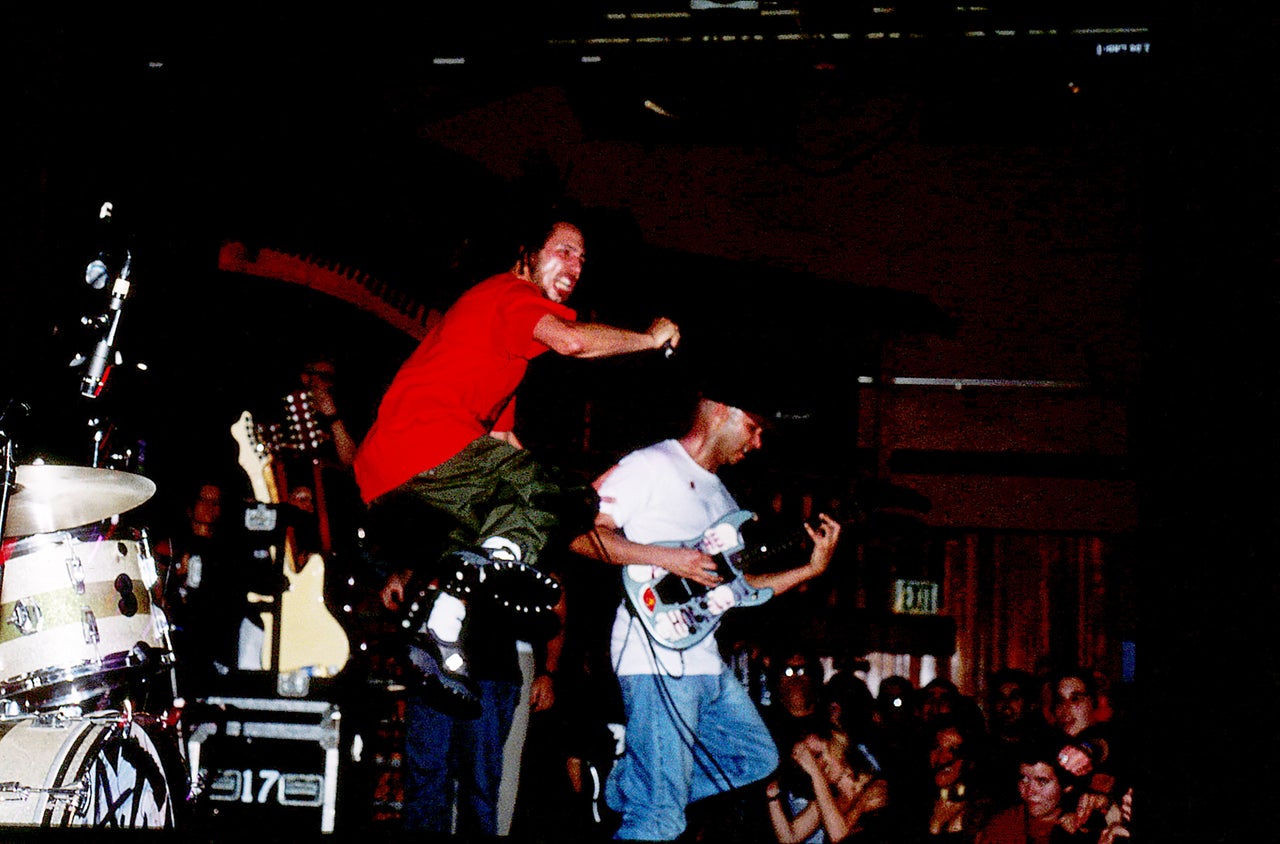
1, 7, 1274, 838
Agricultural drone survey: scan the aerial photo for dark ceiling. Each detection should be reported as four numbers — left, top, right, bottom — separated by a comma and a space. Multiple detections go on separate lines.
13, 5, 1125, 476
2, 7, 1270, 518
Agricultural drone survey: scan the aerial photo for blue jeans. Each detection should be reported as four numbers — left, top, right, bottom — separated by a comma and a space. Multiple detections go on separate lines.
402, 678, 521, 835
606, 670, 780, 841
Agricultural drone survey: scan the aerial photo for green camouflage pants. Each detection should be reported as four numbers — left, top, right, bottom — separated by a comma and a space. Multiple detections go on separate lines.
368, 435, 585, 572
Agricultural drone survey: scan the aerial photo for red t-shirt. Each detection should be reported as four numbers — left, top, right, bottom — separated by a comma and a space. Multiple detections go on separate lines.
353, 272, 575, 502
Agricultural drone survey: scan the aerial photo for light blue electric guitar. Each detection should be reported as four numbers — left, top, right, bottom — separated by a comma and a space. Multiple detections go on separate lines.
622, 509, 822, 650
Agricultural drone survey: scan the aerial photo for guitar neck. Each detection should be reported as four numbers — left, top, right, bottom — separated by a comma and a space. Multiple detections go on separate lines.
734, 507, 861, 574
734, 528, 811, 574
232, 410, 278, 504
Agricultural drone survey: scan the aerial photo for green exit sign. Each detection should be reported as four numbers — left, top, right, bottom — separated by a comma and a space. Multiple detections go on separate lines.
892, 580, 940, 615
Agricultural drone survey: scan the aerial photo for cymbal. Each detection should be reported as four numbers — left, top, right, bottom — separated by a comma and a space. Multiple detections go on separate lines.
3, 465, 157, 538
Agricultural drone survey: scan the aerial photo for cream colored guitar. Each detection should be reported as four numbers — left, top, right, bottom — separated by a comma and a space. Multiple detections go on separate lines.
231, 409, 349, 677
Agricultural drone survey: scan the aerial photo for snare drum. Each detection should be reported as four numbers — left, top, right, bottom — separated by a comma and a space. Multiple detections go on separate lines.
0, 526, 174, 709
0, 713, 175, 828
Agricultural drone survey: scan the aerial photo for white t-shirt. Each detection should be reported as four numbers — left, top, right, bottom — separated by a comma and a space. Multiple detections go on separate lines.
598, 439, 739, 677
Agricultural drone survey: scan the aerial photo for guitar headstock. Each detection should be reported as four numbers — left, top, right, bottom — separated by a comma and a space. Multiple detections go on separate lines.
231, 409, 276, 503
272, 391, 328, 454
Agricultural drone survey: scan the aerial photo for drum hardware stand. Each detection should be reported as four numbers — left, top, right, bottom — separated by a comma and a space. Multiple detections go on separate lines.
0, 779, 90, 814
74, 203, 149, 476
0, 699, 100, 817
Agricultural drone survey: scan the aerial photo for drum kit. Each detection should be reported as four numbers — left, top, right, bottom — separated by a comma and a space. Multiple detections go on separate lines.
0, 202, 196, 829
0, 462, 182, 830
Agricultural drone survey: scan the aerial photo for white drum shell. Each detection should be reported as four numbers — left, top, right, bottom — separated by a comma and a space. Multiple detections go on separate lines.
0, 715, 174, 828
0, 529, 171, 703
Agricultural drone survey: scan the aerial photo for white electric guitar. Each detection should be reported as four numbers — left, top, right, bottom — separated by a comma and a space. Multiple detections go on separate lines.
232, 409, 349, 677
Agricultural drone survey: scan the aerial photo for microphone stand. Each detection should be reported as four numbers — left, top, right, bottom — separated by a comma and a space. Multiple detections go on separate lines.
80, 252, 131, 400
0, 435, 15, 546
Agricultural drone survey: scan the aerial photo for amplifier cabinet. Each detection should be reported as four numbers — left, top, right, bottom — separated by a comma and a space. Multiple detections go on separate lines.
186, 696, 343, 833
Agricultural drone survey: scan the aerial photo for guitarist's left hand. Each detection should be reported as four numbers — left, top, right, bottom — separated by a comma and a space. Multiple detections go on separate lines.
803, 513, 842, 576
745, 513, 842, 598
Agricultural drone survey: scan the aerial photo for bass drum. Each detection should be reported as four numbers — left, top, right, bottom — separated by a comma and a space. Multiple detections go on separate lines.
0, 714, 175, 829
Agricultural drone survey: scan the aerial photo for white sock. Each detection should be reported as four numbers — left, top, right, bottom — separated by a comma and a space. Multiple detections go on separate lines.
427, 591, 467, 643
480, 536, 522, 563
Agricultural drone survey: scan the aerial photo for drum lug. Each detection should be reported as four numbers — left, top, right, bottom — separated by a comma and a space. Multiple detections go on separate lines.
65, 547, 87, 596
70, 777, 92, 817
81, 608, 100, 646
115, 696, 138, 739
137, 530, 159, 589
9, 597, 43, 635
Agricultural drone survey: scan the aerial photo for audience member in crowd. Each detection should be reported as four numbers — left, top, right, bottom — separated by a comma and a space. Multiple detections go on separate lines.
986, 668, 1053, 808
919, 678, 987, 738
875, 675, 916, 720
1045, 666, 1127, 838
820, 671, 880, 754
1097, 787, 1133, 843
765, 647, 828, 763
916, 715, 997, 842
973, 737, 1088, 843
872, 675, 928, 814
766, 726, 893, 843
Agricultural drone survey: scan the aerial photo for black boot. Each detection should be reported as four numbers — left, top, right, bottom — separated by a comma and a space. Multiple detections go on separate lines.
402, 562, 484, 718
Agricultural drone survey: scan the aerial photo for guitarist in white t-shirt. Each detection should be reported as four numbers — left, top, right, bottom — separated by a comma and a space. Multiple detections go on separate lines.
569, 382, 842, 842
